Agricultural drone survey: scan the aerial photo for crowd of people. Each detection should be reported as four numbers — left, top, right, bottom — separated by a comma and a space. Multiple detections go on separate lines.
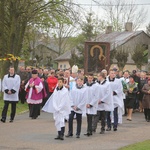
0, 65, 150, 141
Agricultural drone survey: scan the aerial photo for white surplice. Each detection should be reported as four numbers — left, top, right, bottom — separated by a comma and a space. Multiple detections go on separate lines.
25, 81, 43, 104
119, 77, 129, 123
2, 74, 20, 101
120, 77, 129, 99
107, 78, 124, 124
84, 83, 98, 115
69, 85, 87, 116
95, 81, 114, 111
107, 78, 124, 109
42, 86, 71, 131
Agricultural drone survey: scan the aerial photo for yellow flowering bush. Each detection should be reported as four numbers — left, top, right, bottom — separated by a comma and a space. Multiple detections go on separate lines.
0, 54, 21, 61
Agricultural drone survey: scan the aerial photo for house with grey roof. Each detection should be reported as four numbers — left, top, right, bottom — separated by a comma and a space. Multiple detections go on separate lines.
54, 47, 80, 69
30, 41, 59, 68
94, 23, 150, 71
55, 23, 150, 71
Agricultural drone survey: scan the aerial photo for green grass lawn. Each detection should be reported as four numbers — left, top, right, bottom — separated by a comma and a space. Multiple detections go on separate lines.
0, 95, 29, 116
119, 140, 150, 150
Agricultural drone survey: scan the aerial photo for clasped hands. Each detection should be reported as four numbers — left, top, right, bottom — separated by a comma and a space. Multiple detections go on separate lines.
29, 82, 34, 88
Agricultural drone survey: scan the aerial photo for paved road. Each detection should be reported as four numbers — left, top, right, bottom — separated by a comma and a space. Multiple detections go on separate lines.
0, 111, 150, 150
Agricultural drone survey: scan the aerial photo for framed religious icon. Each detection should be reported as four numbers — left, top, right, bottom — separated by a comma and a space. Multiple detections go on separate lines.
84, 42, 110, 74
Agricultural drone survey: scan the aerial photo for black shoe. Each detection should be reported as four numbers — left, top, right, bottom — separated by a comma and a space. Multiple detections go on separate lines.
113, 128, 117, 131
60, 135, 64, 140
32, 117, 37, 119
65, 134, 73, 137
54, 136, 60, 140
92, 129, 96, 132
145, 116, 148, 121
100, 130, 105, 134
106, 128, 111, 131
127, 118, 132, 121
147, 119, 150, 122
9, 119, 13, 123
84, 133, 92, 136
76, 135, 80, 138
1, 119, 5, 123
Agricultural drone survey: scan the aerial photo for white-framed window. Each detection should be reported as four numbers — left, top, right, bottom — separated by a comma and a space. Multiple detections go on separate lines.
60, 64, 62, 68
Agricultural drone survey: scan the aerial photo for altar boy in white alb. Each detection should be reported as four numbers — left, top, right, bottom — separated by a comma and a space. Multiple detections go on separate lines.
106, 69, 124, 131
1, 66, 20, 123
84, 73, 98, 136
42, 78, 71, 140
92, 72, 113, 134
66, 77, 87, 138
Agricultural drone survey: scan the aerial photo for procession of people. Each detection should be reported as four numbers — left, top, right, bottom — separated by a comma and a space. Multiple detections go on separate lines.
0, 65, 150, 141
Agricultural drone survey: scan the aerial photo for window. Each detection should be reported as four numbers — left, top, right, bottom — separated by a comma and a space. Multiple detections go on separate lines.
50, 64, 53, 67
60, 65, 62, 68
64, 64, 66, 69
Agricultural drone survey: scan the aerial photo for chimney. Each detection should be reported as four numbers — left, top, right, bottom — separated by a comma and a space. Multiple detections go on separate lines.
105, 26, 113, 34
125, 22, 133, 32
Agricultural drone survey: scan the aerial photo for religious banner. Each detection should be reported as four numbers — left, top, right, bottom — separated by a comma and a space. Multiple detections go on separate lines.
84, 42, 110, 74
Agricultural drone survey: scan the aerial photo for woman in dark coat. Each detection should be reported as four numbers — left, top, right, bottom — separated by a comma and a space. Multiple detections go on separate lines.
126, 75, 138, 121
142, 78, 150, 122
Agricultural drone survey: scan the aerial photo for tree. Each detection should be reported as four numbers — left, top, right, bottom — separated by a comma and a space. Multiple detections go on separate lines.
0, 0, 77, 77
93, 0, 148, 31
69, 13, 101, 68
50, 19, 80, 55
131, 44, 147, 69
49, 0, 82, 55
110, 50, 116, 65
69, 49, 79, 67
81, 13, 97, 41
114, 48, 129, 70
146, 23, 150, 36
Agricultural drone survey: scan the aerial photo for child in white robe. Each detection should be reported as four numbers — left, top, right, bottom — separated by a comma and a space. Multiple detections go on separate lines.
84, 74, 98, 136
66, 77, 86, 138
42, 78, 71, 140
106, 69, 124, 131
92, 72, 113, 134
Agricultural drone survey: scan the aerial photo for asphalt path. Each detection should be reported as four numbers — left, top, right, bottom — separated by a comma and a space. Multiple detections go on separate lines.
0, 111, 150, 150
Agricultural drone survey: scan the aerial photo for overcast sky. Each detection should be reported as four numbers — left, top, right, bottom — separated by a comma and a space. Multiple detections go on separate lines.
74, 0, 150, 31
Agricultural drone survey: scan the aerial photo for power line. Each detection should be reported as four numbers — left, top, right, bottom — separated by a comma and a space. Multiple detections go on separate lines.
75, 3, 150, 7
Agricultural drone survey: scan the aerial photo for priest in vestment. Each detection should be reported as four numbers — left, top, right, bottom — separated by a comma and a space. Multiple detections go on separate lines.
25, 70, 45, 119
